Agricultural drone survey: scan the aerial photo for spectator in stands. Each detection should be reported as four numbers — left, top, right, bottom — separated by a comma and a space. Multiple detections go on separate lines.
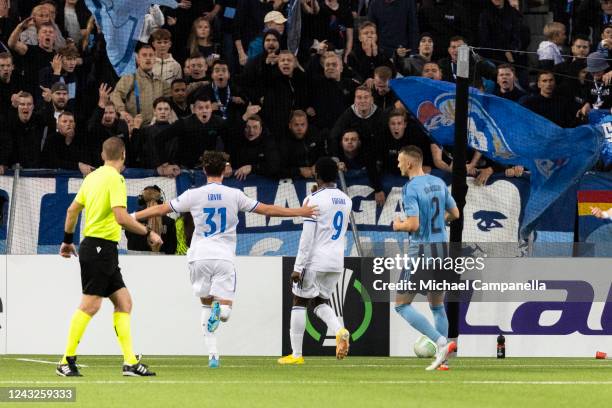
8, 20, 56, 94
308, 52, 359, 132
83, 84, 129, 173
555, 35, 591, 84
168, 79, 190, 119
520, 71, 579, 128
478, 0, 522, 64
330, 85, 385, 205
537, 22, 567, 69
39, 44, 80, 109
431, 141, 498, 186
417, 0, 473, 61
577, 52, 612, 118
202, 59, 247, 129
56, 0, 91, 45
156, 93, 228, 169
0, 52, 19, 117
302, 0, 354, 63
232, 113, 280, 180
41, 111, 81, 171
347, 21, 393, 82
395, 33, 434, 77
19, 3, 66, 50
261, 50, 307, 141
372, 66, 398, 111
379, 109, 433, 175
185, 53, 211, 97
39, 81, 70, 129
5, 92, 46, 168
576, 0, 612, 49
422, 61, 443, 80
218, 0, 240, 73
596, 23, 612, 58
187, 17, 221, 62
248, 10, 287, 61
494, 64, 525, 101
0, 1, 19, 46
368, 0, 418, 56
338, 129, 364, 173
279, 110, 325, 179
126, 185, 177, 254
130, 96, 174, 171
151, 28, 182, 85
111, 44, 171, 125
438, 36, 495, 86
234, 0, 279, 67
239, 29, 281, 104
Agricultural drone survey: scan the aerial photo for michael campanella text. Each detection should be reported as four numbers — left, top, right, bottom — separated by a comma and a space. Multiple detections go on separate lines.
373, 280, 547, 293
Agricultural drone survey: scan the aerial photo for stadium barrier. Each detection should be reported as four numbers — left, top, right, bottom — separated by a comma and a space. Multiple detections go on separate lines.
0, 255, 610, 357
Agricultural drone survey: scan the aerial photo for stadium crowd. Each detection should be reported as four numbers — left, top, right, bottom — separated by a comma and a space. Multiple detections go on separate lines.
0, 0, 611, 192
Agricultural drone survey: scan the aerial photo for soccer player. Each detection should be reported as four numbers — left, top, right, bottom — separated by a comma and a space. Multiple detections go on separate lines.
133, 151, 317, 368
278, 157, 353, 365
392, 146, 460, 371
57, 137, 162, 377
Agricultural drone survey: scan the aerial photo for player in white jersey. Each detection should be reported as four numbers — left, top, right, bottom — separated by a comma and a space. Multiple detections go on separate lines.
133, 151, 317, 368
278, 157, 353, 365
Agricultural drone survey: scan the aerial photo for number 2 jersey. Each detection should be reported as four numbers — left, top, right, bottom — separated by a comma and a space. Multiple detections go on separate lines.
402, 174, 456, 245
294, 187, 353, 274
169, 182, 259, 262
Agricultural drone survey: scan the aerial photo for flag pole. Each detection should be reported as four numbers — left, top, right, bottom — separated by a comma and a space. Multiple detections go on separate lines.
447, 45, 470, 342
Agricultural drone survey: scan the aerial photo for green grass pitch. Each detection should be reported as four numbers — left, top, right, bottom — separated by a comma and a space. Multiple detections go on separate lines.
0, 356, 610, 407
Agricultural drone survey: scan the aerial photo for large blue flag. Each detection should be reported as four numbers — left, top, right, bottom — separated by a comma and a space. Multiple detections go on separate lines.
85, 0, 178, 76
588, 109, 612, 167
391, 77, 604, 238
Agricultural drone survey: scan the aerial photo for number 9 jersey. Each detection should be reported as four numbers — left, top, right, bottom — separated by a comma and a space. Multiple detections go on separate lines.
402, 174, 457, 244
169, 182, 260, 262
293, 187, 353, 274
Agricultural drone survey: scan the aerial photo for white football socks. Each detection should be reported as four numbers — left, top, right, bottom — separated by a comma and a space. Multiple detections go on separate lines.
201, 305, 218, 359
314, 303, 342, 335
290, 307, 306, 358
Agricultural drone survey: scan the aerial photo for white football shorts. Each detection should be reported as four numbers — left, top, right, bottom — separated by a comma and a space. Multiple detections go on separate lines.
292, 269, 342, 299
188, 259, 237, 300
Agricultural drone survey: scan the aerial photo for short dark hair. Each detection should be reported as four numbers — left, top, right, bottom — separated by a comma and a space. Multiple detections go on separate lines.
136, 43, 154, 53
211, 59, 229, 71
497, 63, 516, 75
449, 35, 465, 44
58, 111, 74, 120
246, 114, 263, 125
194, 93, 212, 104
572, 34, 591, 45
355, 84, 372, 96
0, 52, 13, 62
201, 150, 229, 176
399, 145, 423, 163
189, 52, 206, 60
289, 110, 307, 121
153, 96, 171, 109
388, 109, 407, 122
315, 157, 338, 183
537, 70, 555, 80
150, 28, 172, 42
374, 66, 392, 81
171, 78, 187, 87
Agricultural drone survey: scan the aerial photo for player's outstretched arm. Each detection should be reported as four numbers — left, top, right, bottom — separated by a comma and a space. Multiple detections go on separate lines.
133, 203, 173, 221
253, 201, 318, 218
60, 201, 84, 258
112, 206, 163, 246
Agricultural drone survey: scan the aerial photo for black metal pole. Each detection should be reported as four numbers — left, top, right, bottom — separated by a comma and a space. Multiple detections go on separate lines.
448, 46, 470, 340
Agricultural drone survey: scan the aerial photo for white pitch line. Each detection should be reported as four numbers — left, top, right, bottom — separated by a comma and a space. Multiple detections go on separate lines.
80, 364, 612, 369
0, 380, 610, 386
16, 358, 88, 367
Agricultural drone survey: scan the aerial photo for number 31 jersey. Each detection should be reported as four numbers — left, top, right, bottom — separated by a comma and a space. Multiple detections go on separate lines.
169, 183, 259, 262
295, 187, 352, 273
402, 174, 456, 244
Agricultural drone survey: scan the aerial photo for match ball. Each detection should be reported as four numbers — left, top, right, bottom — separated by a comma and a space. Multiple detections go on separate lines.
413, 335, 437, 358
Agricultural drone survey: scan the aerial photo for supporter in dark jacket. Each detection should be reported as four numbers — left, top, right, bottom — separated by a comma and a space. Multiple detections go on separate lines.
279, 110, 326, 179
347, 21, 394, 82
4, 92, 46, 168
395, 33, 434, 77
493, 63, 526, 102
478, 0, 522, 64
418, 0, 474, 60
367, 0, 419, 56
238, 29, 281, 105
520, 71, 580, 128
0, 51, 20, 119
130, 97, 173, 169
41, 111, 81, 170
156, 93, 229, 168
232, 114, 280, 180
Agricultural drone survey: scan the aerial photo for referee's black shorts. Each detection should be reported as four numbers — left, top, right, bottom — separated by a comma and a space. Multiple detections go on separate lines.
79, 237, 126, 297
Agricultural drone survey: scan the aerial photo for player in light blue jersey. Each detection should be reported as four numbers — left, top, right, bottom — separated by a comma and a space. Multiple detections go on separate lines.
393, 145, 459, 371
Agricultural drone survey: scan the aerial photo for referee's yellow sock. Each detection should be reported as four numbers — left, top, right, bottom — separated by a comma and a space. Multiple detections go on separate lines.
113, 312, 138, 365
61, 309, 92, 364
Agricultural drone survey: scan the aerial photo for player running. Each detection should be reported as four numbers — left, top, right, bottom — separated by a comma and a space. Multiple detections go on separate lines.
392, 146, 459, 371
133, 151, 317, 368
278, 157, 353, 365
57, 137, 162, 377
